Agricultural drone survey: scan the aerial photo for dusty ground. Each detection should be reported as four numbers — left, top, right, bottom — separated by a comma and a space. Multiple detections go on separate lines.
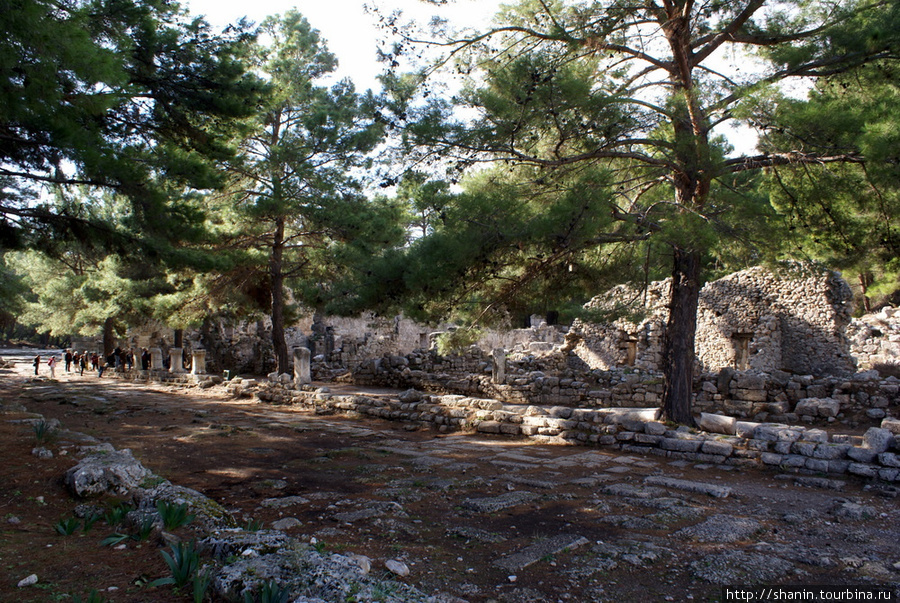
1, 350, 899, 602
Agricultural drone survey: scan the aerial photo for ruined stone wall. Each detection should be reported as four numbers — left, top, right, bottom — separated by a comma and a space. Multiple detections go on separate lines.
848, 306, 900, 372
568, 264, 855, 376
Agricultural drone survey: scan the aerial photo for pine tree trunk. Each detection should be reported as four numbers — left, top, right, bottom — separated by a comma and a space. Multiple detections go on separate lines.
661, 246, 702, 425
270, 216, 289, 374
102, 317, 116, 357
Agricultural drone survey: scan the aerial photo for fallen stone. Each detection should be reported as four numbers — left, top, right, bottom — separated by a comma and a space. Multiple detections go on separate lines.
692, 551, 793, 584
862, 427, 894, 453
644, 475, 731, 498
261, 495, 311, 509
17, 574, 38, 588
494, 534, 589, 572
64, 446, 152, 497
385, 559, 410, 577
271, 517, 302, 531
677, 514, 761, 543
462, 491, 538, 513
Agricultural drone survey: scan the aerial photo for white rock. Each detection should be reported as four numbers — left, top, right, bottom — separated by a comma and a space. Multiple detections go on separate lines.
17, 574, 38, 587
385, 559, 410, 577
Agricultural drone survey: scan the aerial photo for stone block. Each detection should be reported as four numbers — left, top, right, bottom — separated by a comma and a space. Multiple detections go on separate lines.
476, 421, 502, 434
862, 427, 894, 453
734, 388, 768, 402
644, 421, 668, 436
634, 433, 663, 445
698, 413, 736, 435
761, 452, 783, 465
780, 455, 806, 468
661, 438, 702, 453
848, 463, 878, 478
500, 424, 521, 435
812, 443, 849, 460
701, 440, 734, 457
846, 447, 877, 463
878, 452, 900, 468
882, 417, 900, 435
735, 421, 760, 438
827, 460, 850, 474
805, 458, 829, 473
878, 468, 900, 481
791, 442, 816, 457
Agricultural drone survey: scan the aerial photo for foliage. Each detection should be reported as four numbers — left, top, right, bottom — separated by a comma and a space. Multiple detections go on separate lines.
32, 420, 56, 444
156, 500, 196, 530
211, 10, 403, 372
53, 517, 81, 536
151, 540, 202, 588
243, 579, 292, 603
71, 590, 109, 603
374, 0, 900, 422
0, 0, 263, 252
434, 328, 483, 356
761, 61, 900, 308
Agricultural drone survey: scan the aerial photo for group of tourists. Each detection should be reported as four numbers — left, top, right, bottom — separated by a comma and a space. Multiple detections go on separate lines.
32, 347, 153, 378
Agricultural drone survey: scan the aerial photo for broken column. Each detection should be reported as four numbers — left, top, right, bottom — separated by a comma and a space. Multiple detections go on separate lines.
293, 347, 311, 385
191, 350, 207, 375
492, 348, 507, 384
169, 347, 185, 373
150, 348, 164, 370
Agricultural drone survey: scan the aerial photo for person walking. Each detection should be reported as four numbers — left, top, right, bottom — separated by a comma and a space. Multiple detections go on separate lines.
33, 355, 40, 375
79, 351, 88, 376
47, 355, 57, 379
65, 349, 73, 371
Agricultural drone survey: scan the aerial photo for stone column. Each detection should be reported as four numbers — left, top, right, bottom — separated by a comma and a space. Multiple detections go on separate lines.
169, 347, 185, 373
191, 350, 207, 375
293, 347, 311, 385
150, 348, 164, 370
492, 348, 506, 384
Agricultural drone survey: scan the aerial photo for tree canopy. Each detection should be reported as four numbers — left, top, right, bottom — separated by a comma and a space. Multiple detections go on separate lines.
370, 0, 900, 422
0, 0, 263, 251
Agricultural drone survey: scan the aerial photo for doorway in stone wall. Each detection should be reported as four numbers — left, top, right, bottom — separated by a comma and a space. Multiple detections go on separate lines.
732, 333, 753, 370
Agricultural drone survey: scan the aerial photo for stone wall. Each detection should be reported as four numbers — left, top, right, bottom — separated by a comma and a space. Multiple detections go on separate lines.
848, 306, 900, 372
568, 264, 855, 376
251, 380, 900, 483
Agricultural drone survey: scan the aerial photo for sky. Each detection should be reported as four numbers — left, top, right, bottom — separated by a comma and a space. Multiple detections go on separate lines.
183, 0, 504, 91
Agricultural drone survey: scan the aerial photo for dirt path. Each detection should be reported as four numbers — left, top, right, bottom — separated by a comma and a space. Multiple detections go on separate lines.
1, 354, 898, 602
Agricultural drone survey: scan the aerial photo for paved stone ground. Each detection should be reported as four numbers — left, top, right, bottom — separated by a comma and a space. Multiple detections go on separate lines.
2, 351, 900, 602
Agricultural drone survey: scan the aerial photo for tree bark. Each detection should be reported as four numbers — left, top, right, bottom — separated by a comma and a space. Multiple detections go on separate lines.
270, 215, 289, 374
661, 246, 702, 425
102, 316, 116, 357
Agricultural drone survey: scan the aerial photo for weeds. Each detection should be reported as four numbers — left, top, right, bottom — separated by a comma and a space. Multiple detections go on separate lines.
242, 579, 291, 603
32, 420, 57, 444
192, 567, 214, 603
151, 540, 201, 588
54, 517, 81, 536
156, 500, 195, 530
103, 501, 134, 527
243, 518, 263, 531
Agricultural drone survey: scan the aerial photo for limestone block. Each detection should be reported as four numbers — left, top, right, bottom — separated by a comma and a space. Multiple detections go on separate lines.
761, 452, 783, 465
699, 413, 737, 435
812, 443, 850, 460
862, 427, 894, 453
847, 447, 877, 463
661, 438, 701, 453
734, 389, 768, 402
755, 424, 802, 442
878, 452, 900, 468
735, 421, 760, 438
882, 417, 900, 435
701, 440, 734, 457
475, 420, 502, 434
64, 446, 152, 497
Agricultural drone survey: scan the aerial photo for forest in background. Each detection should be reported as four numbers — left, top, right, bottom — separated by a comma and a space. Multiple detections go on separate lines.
2, 0, 898, 422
